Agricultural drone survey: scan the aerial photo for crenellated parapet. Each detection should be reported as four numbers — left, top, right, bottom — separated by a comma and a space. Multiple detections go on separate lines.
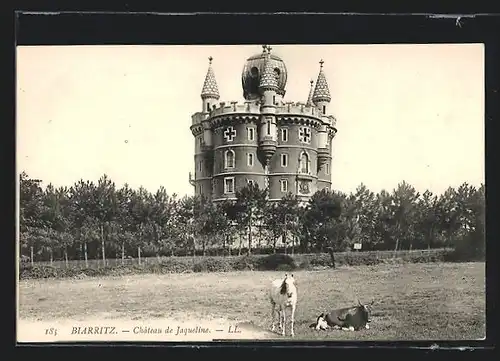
192, 112, 209, 126
277, 102, 322, 117
209, 101, 261, 116
193, 100, 337, 130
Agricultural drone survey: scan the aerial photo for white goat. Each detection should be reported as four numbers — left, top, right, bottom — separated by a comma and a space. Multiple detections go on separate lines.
268, 273, 298, 337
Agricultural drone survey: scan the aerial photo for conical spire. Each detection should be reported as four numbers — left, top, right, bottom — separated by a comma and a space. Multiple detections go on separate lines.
201, 56, 220, 100
312, 59, 331, 103
259, 46, 279, 90
306, 79, 315, 106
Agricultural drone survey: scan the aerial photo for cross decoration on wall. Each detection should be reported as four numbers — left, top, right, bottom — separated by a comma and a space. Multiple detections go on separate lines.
224, 126, 237, 142
299, 127, 311, 143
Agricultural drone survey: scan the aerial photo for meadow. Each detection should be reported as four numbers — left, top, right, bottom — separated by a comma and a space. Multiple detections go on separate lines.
18, 261, 485, 341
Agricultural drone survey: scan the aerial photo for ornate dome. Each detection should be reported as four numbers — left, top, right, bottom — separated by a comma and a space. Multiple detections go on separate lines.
241, 46, 287, 100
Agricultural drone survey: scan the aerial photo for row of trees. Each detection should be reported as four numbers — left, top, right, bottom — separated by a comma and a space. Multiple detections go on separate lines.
19, 171, 485, 265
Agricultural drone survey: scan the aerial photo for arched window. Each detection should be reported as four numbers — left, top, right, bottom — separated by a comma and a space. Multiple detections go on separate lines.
225, 149, 235, 169
300, 151, 310, 174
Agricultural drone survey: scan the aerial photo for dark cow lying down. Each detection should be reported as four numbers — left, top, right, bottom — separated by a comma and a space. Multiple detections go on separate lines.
310, 300, 374, 331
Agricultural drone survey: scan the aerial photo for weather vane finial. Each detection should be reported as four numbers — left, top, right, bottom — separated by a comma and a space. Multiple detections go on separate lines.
267, 45, 272, 53
319, 59, 324, 68
310, 79, 314, 86
208, 56, 213, 64
262, 45, 268, 53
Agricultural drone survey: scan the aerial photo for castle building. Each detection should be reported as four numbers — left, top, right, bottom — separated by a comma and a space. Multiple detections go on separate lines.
189, 45, 338, 203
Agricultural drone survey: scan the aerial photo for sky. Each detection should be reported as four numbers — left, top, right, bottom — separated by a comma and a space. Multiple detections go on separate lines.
16, 44, 485, 197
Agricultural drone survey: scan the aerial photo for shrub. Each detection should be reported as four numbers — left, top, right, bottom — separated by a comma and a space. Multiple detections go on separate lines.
308, 254, 331, 267
298, 259, 311, 270
444, 234, 485, 262
276, 264, 296, 272
339, 252, 381, 266
232, 256, 258, 271
159, 258, 194, 273
193, 257, 233, 273
257, 254, 297, 271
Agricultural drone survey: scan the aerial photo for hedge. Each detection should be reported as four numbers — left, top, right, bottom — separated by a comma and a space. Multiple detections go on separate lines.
18, 248, 473, 280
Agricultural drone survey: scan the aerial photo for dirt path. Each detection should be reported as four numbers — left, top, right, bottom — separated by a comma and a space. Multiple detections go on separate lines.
17, 317, 279, 342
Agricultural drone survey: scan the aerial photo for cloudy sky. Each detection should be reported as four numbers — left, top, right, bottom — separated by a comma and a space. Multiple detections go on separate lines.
16, 44, 484, 197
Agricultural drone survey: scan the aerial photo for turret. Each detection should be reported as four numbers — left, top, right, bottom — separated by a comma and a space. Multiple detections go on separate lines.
201, 56, 220, 114
200, 56, 219, 152
306, 79, 314, 106
312, 59, 331, 116
258, 46, 279, 166
317, 123, 330, 169
313, 60, 332, 170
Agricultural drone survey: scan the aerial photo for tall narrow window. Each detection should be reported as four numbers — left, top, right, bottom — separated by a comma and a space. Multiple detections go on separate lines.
267, 121, 271, 135
247, 127, 255, 141
280, 179, 288, 193
224, 177, 235, 194
198, 160, 203, 172
247, 153, 254, 167
281, 153, 288, 168
281, 128, 288, 142
325, 163, 330, 175
199, 184, 203, 194
300, 152, 310, 174
273, 95, 276, 104
225, 150, 235, 168
206, 103, 210, 112
322, 105, 326, 114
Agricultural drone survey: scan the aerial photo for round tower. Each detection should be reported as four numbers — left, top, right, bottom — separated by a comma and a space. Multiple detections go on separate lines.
190, 45, 338, 203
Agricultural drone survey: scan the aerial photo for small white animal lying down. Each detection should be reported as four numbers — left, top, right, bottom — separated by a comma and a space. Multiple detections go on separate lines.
310, 300, 374, 331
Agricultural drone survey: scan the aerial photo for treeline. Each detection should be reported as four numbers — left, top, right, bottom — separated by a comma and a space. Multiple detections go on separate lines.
19, 172, 485, 265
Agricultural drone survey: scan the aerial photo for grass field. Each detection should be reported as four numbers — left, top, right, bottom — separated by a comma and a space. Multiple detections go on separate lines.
18, 262, 485, 341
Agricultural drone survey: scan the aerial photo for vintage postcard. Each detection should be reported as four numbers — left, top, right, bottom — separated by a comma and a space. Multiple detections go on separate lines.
16, 43, 485, 343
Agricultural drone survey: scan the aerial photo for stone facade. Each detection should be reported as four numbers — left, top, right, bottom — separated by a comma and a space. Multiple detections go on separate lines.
189, 46, 338, 203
